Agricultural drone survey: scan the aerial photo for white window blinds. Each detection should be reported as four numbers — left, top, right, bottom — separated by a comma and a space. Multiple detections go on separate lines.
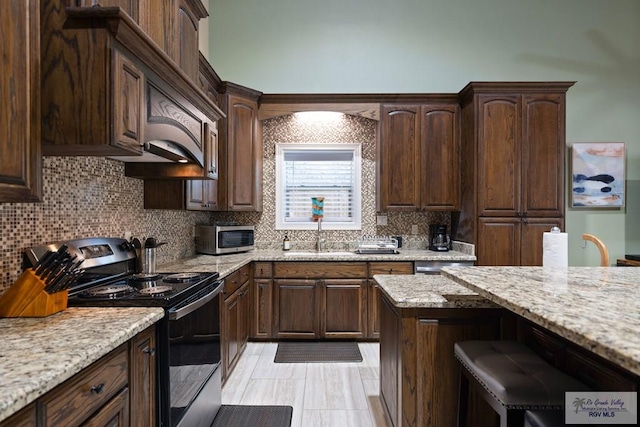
276, 144, 362, 230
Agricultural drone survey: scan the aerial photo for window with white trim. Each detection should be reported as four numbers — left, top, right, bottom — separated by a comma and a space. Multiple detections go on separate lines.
275, 143, 362, 230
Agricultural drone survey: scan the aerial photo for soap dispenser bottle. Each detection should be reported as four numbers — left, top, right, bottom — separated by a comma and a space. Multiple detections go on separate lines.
283, 233, 290, 251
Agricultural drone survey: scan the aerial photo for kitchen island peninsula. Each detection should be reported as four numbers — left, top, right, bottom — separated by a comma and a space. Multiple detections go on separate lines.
374, 274, 503, 427
441, 266, 640, 378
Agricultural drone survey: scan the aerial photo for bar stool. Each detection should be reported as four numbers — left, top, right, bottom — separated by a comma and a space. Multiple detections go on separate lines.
455, 341, 590, 427
524, 410, 564, 427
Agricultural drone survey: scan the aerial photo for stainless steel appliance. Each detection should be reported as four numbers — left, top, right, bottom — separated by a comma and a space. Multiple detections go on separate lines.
414, 260, 475, 274
26, 238, 222, 427
429, 224, 451, 252
195, 224, 255, 255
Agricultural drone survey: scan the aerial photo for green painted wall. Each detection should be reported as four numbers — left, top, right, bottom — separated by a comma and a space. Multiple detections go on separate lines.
207, 0, 640, 266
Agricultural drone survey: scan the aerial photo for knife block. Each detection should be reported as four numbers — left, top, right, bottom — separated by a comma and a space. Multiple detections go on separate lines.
0, 269, 68, 317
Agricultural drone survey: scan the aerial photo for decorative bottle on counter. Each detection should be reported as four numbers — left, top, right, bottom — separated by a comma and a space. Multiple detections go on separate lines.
283, 233, 290, 251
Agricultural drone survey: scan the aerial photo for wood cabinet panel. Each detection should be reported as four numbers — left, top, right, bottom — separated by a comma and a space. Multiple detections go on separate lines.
39, 345, 128, 427
0, 403, 36, 427
113, 51, 144, 151
82, 387, 129, 427
274, 280, 320, 339
222, 278, 250, 382
477, 95, 520, 216
0, 0, 42, 202
521, 94, 565, 217
252, 279, 273, 339
457, 82, 573, 266
379, 296, 400, 426
380, 105, 422, 210
380, 293, 502, 427
175, 0, 200, 82
416, 318, 498, 427
379, 102, 461, 212
254, 262, 273, 279
274, 262, 368, 279
322, 279, 367, 339
368, 282, 381, 339
519, 218, 563, 266
218, 85, 263, 211
139, 0, 173, 57
477, 218, 520, 266
369, 262, 414, 276
420, 104, 461, 210
128, 327, 156, 427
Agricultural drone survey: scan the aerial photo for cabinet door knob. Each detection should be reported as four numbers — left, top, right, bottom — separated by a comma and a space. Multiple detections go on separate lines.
143, 346, 156, 356
91, 383, 105, 394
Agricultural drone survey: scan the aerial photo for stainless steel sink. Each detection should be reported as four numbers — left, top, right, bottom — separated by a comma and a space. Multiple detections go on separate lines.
283, 251, 354, 257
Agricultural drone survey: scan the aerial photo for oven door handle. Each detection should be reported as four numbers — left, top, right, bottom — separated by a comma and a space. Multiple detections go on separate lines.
168, 280, 223, 320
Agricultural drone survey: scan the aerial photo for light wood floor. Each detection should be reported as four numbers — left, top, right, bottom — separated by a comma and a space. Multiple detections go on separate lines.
222, 342, 390, 427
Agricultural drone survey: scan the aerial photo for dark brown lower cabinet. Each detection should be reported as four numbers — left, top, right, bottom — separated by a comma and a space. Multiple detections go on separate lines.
252, 278, 273, 339
322, 279, 367, 339
274, 279, 320, 339
222, 280, 251, 382
82, 387, 129, 427
0, 326, 157, 427
477, 217, 562, 266
379, 294, 501, 427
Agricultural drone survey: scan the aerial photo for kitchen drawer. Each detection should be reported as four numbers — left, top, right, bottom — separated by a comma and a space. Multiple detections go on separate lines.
369, 262, 414, 277
40, 344, 128, 426
274, 262, 367, 279
254, 262, 272, 278
225, 264, 251, 297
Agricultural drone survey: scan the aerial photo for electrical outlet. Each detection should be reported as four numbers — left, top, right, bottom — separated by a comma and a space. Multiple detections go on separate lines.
376, 215, 388, 226
124, 231, 132, 241
411, 224, 419, 235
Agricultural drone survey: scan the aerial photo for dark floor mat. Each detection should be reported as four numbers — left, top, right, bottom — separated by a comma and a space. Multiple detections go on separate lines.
211, 405, 292, 427
274, 341, 363, 363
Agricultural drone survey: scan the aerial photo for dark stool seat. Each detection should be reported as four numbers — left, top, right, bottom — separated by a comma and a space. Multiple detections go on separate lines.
524, 410, 564, 427
455, 341, 590, 427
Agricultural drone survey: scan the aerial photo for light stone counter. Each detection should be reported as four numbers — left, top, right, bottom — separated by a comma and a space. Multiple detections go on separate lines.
158, 249, 476, 279
373, 274, 497, 309
441, 266, 640, 376
0, 307, 164, 422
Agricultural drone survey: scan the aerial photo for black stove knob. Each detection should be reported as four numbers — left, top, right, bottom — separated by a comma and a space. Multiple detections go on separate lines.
119, 241, 135, 252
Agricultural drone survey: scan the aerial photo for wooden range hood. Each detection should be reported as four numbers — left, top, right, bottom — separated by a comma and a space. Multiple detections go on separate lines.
41, 5, 224, 179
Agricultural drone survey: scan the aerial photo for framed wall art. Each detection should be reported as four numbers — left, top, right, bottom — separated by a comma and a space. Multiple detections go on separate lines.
571, 142, 625, 208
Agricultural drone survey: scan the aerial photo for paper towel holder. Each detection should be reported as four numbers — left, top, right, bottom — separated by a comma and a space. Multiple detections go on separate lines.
582, 233, 609, 267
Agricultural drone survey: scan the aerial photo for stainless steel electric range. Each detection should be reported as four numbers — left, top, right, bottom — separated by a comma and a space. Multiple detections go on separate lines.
26, 237, 223, 427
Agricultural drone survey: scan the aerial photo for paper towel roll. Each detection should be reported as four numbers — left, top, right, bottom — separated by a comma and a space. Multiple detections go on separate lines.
542, 228, 568, 267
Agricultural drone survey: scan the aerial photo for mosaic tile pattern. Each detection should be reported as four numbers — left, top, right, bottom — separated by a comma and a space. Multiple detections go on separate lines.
212, 114, 449, 251
0, 157, 209, 292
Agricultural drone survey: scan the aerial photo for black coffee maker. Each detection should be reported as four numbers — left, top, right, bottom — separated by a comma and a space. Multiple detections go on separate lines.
429, 224, 450, 251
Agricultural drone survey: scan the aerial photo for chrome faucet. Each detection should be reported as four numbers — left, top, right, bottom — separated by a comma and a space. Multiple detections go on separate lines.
316, 219, 324, 252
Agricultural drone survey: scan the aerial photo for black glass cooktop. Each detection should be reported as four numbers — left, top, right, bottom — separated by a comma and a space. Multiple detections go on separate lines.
68, 272, 220, 307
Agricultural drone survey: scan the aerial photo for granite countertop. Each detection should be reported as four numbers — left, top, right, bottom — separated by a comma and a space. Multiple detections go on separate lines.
373, 274, 497, 309
0, 307, 164, 422
158, 249, 476, 280
441, 266, 640, 376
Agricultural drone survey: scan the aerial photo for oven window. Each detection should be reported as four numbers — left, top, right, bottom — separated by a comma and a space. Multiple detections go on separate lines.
218, 230, 254, 248
168, 287, 221, 426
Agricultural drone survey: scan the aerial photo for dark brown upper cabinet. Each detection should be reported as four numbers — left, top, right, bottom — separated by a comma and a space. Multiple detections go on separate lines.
0, 0, 42, 202
379, 100, 460, 212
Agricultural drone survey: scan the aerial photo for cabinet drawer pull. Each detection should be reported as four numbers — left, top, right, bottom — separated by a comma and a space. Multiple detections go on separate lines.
91, 383, 105, 394
143, 346, 156, 356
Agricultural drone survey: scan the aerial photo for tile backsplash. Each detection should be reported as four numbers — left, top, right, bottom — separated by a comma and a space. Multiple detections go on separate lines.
211, 113, 450, 250
1, 114, 453, 293
0, 156, 208, 292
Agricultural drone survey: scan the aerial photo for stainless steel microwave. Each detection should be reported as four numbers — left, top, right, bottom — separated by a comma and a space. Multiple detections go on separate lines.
195, 225, 255, 255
